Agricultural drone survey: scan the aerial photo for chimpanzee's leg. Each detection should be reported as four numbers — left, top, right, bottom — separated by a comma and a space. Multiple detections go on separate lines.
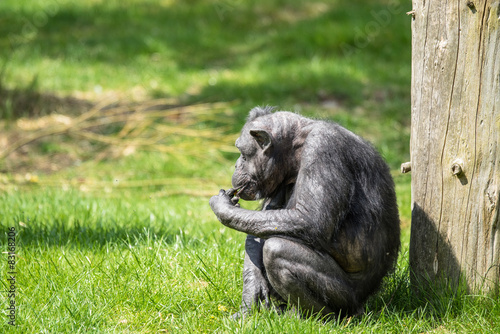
263, 237, 360, 317
234, 235, 281, 319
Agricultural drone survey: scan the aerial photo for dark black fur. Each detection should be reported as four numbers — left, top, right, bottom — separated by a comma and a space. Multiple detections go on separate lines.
209, 107, 400, 318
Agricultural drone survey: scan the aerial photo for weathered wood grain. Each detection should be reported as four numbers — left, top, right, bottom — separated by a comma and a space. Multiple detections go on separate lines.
409, 0, 500, 294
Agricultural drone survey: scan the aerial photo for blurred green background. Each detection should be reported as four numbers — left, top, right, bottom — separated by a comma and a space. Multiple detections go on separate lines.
0, 0, 412, 209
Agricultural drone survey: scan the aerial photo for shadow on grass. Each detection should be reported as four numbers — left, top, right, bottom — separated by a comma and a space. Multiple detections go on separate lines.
13, 220, 198, 250
366, 204, 499, 326
7, 215, 211, 251
0, 85, 92, 120
0, 60, 92, 119
0, 189, 212, 250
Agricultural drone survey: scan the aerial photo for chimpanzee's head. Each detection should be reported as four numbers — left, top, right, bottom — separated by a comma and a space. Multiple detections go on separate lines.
231, 107, 287, 201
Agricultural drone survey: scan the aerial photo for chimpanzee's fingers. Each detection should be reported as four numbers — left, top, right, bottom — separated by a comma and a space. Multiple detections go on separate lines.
235, 203, 240, 208
226, 188, 236, 197
218, 189, 226, 196
231, 196, 240, 205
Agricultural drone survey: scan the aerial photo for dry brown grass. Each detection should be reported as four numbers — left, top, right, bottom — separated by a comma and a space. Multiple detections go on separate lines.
0, 99, 239, 175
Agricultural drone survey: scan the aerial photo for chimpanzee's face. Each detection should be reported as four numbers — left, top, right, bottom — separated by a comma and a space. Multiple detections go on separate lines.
231, 127, 281, 201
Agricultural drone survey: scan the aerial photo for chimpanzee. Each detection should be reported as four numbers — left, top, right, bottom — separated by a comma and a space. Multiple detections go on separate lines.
209, 106, 400, 318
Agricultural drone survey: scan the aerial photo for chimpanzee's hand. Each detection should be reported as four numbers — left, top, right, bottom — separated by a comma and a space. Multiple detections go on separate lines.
209, 188, 240, 215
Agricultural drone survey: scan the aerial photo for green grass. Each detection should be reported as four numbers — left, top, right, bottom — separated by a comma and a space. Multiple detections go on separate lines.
1, 0, 498, 332
1, 185, 499, 333
1, 0, 410, 100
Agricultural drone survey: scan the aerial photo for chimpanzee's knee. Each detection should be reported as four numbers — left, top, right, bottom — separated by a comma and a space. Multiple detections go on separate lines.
262, 238, 294, 286
262, 237, 293, 269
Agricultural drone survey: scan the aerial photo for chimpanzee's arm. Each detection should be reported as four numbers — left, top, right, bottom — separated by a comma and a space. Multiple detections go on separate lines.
211, 194, 308, 238
210, 166, 353, 243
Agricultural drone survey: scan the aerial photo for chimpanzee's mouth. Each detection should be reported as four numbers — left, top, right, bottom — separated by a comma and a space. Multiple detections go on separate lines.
235, 184, 247, 196
235, 182, 257, 201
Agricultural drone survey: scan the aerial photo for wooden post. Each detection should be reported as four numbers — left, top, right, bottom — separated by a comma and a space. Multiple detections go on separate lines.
409, 0, 500, 294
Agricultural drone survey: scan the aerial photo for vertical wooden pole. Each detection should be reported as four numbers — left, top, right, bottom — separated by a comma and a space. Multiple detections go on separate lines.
409, 0, 500, 293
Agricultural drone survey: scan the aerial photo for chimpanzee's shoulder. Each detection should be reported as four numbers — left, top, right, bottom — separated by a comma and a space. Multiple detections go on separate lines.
302, 121, 379, 160
304, 120, 353, 142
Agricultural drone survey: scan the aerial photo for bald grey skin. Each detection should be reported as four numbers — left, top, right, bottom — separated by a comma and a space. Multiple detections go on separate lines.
209, 107, 400, 319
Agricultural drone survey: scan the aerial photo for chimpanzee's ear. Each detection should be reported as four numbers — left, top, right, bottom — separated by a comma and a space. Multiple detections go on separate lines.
249, 129, 272, 151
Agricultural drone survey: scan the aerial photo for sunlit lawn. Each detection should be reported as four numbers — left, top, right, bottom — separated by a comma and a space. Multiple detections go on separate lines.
1, 0, 498, 333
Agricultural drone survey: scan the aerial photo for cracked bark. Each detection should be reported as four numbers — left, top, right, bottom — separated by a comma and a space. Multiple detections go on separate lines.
409, 0, 500, 294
